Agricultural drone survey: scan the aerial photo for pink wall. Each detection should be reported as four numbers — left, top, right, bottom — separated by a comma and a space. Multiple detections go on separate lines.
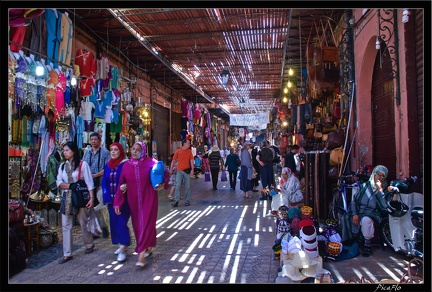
351, 9, 412, 178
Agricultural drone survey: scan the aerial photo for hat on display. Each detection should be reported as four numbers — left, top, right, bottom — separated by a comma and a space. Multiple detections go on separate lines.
287, 236, 302, 254
304, 248, 319, 259
298, 219, 315, 230
326, 241, 343, 257
299, 225, 317, 241
301, 205, 313, 216
301, 256, 327, 278
301, 238, 318, 250
280, 262, 307, 282
211, 146, 220, 151
290, 250, 319, 269
288, 207, 302, 220
325, 228, 342, 243
302, 266, 330, 278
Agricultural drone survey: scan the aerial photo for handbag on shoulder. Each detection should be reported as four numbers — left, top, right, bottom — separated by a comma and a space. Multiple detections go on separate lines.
71, 161, 91, 208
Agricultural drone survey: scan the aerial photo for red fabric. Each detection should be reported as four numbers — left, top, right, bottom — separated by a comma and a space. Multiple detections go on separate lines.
107, 142, 125, 169
8, 147, 25, 156
9, 26, 27, 52
114, 156, 158, 254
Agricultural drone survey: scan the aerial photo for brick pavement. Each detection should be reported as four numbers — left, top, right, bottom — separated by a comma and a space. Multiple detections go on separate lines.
8, 173, 416, 287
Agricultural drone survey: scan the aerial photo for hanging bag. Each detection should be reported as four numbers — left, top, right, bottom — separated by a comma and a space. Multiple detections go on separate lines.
71, 161, 91, 208
220, 170, 227, 181
204, 171, 211, 182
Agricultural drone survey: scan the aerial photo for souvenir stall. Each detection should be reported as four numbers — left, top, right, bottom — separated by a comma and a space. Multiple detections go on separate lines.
7, 8, 151, 260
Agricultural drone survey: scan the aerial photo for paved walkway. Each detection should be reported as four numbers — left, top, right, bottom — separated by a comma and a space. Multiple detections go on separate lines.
8, 173, 416, 287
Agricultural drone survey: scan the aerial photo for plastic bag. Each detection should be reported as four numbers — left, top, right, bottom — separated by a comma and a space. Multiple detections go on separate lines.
221, 170, 227, 181
86, 208, 102, 237
205, 172, 211, 182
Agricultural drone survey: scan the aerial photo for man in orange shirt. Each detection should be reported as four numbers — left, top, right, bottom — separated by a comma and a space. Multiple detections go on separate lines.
169, 139, 194, 207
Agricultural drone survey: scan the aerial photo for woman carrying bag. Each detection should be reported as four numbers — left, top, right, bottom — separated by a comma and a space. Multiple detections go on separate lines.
56, 141, 95, 264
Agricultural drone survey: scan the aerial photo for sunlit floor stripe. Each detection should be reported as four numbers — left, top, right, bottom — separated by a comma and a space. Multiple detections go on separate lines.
197, 270, 206, 283
185, 233, 204, 254
181, 265, 190, 273
227, 234, 239, 254
254, 234, 259, 246
162, 276, 173, 283
156, 230, 165, 238
207, 275, 215, 283
199, 232, 212, 248
156, 210, 180, 227
187, 254, 197, 264
220, 254, 232, 282
186, 267, 199, 283
174, 276, 183, 283
234, 206, 248, 233
377, 262, 402, 281
360, 266, 378, 282
196, 255, 205, 265
205, 233, 217, 248
165, 231, 178, 241
202, 206, 217, 216
229, 254, 241, 283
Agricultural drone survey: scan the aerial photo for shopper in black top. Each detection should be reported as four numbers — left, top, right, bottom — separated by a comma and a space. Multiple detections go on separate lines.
208, 146, 224, 190
283, 144, 299, 175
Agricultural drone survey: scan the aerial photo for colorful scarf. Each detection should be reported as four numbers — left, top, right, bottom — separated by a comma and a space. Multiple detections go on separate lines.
129, 141, 146, 166
107, 142, 125, 169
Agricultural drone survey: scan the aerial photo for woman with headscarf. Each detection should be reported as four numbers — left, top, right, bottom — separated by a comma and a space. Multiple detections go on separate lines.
343, 165, 389, 257
101, 142, 130, 262
113, 142, 159, 268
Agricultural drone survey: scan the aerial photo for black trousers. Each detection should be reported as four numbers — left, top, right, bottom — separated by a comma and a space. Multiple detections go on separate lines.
228, 171, 238, 189
210, 168, 219, 189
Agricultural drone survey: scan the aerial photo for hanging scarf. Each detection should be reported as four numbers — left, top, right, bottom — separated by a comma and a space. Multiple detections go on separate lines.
64, 161, 75, 215
107, 142, 125, 169
129, 141, 146, 166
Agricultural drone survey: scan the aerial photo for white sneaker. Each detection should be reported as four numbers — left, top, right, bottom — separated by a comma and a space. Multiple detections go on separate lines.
117, 252, 127, 262
114, 245, 127, 255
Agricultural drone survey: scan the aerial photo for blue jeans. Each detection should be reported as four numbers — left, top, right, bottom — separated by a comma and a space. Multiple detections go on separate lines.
174, 170, 191, 202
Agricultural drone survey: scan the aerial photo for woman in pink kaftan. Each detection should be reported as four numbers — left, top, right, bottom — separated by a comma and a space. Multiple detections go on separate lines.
113, 141, 158, 268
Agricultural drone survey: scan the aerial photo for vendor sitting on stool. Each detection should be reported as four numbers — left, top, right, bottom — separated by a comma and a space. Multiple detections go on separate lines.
341, 165, 389, 257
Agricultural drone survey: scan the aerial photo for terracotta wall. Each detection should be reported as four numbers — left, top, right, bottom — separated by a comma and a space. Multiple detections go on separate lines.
352, 9, 417, 178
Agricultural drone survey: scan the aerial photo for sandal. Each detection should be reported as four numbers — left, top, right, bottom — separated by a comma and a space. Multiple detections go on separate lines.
58, 256, 73, 264
243, 194, 252, 199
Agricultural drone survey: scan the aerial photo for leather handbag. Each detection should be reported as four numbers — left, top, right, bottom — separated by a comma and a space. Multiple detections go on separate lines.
71, 161, 91, 208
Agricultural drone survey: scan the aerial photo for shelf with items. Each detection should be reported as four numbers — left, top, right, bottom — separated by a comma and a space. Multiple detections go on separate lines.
9, 155, 23, 199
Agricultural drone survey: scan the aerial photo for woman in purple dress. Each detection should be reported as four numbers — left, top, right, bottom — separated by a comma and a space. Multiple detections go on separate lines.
113, 141, 158, 268
101, 142, 130, 262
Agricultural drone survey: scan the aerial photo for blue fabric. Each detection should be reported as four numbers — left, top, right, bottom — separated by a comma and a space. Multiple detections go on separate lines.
150, 161, 166, 189
107, 202, 131, 246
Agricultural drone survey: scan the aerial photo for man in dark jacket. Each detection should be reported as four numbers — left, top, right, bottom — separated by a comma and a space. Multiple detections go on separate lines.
256, 140, 275, 200
283, 144, 299, 175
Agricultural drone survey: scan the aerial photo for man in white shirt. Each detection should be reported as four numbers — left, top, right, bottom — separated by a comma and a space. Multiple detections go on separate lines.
220, 146, 229, 163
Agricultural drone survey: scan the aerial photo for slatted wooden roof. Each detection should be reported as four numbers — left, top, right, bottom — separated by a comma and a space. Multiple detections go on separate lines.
67, 8, 344, 120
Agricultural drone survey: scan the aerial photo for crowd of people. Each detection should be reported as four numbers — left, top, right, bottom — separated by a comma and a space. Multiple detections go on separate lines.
55, 134, 389, 270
